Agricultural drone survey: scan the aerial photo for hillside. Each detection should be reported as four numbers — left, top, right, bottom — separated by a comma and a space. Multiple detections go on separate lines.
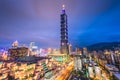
87, 42, 120, 51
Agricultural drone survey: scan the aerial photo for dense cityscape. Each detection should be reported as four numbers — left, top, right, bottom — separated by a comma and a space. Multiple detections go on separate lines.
0, 0, 120, 80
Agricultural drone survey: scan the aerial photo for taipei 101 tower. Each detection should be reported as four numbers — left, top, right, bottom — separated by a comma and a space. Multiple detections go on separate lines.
60, 5, 69, 54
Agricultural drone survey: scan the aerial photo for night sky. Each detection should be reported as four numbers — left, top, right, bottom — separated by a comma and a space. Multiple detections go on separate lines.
0, 0, 120, 48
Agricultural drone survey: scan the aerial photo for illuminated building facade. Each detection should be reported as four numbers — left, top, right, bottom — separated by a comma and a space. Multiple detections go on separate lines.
0, 57, 52, 80
74, 54, 82, 71
41, 61, 53, 79
8, 47, 28, 59
48, 53, 68, 62
88, 64, 94, 78
60, 5, 69, 54
12, 40, 19, 48
29, 42, 39, 56
68, 44, 72, 54
94, 66, 102, 78
83, 47, 88, 57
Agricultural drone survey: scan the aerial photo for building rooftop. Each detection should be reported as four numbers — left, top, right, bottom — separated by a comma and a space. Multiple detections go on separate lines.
114, 73, 120, 80
15, 56, 49, 63
48, 53, 67, 56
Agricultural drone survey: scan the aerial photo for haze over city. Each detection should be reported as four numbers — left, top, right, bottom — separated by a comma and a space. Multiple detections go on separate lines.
1, 0, 120, 80
0, 0, 120, 48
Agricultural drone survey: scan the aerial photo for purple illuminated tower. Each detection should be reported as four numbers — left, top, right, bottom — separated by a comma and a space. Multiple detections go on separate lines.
60, 5, 69, 54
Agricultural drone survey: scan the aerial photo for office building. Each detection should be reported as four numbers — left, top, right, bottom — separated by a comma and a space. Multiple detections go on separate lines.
8, 47, 28, 59
48, 5, 69, 62
60, 5, 69, 54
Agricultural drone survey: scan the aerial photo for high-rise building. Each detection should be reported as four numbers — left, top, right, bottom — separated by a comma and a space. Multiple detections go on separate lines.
88, 65, 94, 78
29, 42, 38, 55
8, 47, 28, 59
12, 40, 19, 48
60, 5, 69, 54
83, 47, 88, 56
68, 44, 72, 54
48, 5, 69, 62
29, 42, 35, 50
74, 55, 82, 71
94, 66, 102, 78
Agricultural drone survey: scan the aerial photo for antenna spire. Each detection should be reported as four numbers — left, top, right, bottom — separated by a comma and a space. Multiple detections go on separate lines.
62, 4, 66, 14
62, 4, 65, 10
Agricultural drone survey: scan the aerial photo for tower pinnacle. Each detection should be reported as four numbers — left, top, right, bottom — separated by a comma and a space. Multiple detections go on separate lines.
62, 4, 65, 10
62, 4, 66, 14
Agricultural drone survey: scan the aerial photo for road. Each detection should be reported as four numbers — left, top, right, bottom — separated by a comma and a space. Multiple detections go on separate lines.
55, 61, 74, 80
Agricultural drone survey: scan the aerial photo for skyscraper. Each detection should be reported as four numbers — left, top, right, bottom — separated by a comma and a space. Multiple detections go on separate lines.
48, 5, 69, 62
60, 5, 69, 54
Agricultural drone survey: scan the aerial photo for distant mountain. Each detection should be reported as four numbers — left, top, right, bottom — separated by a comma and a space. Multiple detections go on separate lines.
87, 42, 120, 51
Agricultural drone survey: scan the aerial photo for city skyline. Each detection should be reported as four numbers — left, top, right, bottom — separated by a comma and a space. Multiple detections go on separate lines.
0, 0, 120, 48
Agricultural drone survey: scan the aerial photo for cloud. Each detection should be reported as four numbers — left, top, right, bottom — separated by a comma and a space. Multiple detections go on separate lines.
0, 0, 120, 48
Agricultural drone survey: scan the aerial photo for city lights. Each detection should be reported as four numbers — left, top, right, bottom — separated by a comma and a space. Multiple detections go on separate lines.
0, 1, 120, 80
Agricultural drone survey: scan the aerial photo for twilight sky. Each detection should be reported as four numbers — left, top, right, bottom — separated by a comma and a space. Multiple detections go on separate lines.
0, 0, 120, 48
